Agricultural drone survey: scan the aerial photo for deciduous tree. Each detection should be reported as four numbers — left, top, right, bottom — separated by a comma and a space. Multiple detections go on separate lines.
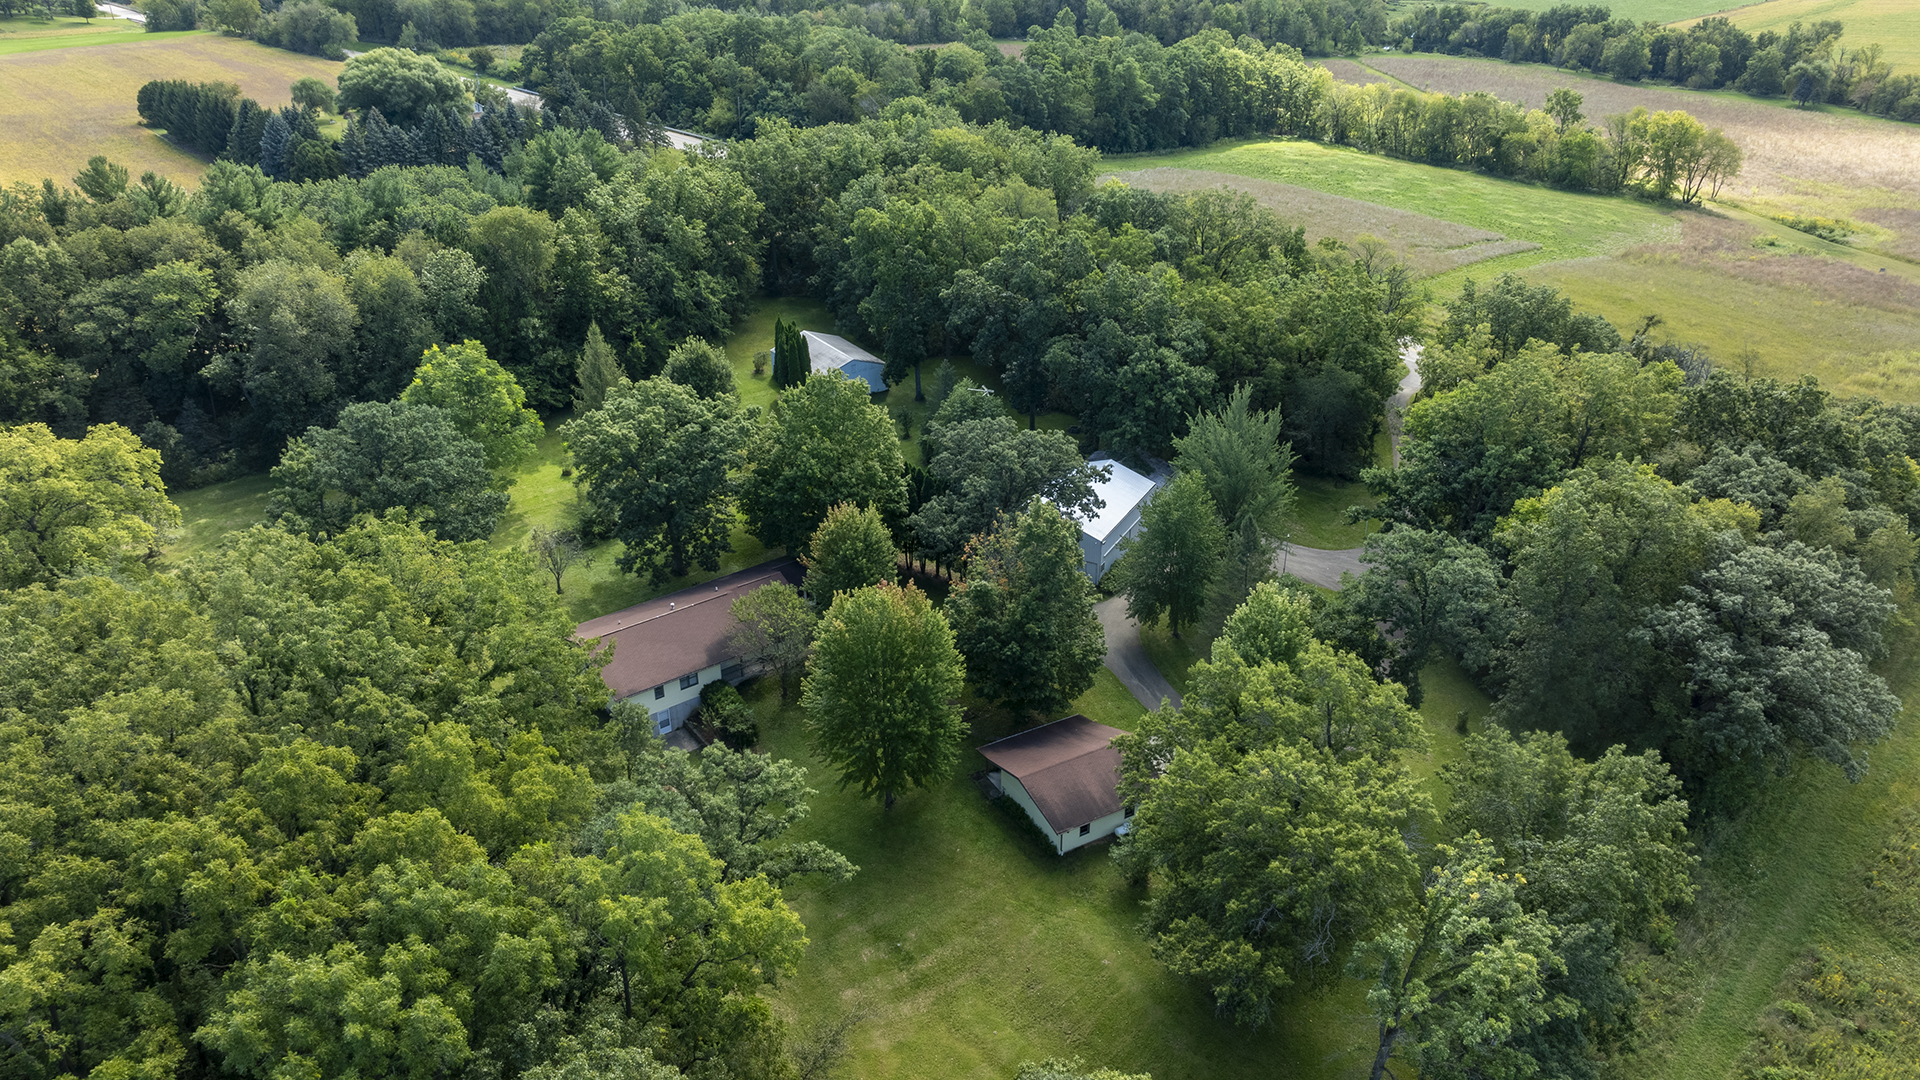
569, 377, 750, 584
740, 369, 905, 555
0, 422, 179, 587
401, 339, 543, 475
1109, 472, 1226, 638
727, 581, 816, 701
803, 583, 966, 809
802, 502, 897, 608
947, 499, 1106, 718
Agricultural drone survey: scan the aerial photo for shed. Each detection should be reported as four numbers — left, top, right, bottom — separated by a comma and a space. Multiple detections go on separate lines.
1071, 457, 1168, 584
979, 715, 1131, 855
576, 558, 804, 736
800, 331, 888, 393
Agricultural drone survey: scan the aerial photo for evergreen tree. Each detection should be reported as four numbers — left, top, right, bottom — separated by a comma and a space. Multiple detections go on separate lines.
1200, 515, 1278, 639
340, 116, 369, 175
225, 98, 269, 165
947, 499, 1106, 719
258, 110, 293, 181
573, 322, 628, 415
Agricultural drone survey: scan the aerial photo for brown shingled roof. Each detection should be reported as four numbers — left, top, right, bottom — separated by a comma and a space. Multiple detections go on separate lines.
577, 558, 805, 700
978, 715, 1127, 834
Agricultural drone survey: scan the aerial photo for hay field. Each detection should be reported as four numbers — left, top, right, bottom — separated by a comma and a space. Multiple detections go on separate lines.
1361, 54, 1920, 201
1711, 0, 1920, 73
1104, 165, 1541, 276
0, 34, 341, 187
1315, 57, 1397, 86
0, 14, 155, 56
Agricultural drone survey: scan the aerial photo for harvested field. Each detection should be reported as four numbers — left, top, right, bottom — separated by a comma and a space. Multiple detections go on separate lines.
1360, 54, 1920, 202
1713, 0, 1920, 73
0, 34, 341, 187
1104, 165, 1541, 277
1315, 57, 1397, 87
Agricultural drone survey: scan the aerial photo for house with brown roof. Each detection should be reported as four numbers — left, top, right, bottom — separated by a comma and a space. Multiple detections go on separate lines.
978, 714, 1132, 855
576, 558, 804, 736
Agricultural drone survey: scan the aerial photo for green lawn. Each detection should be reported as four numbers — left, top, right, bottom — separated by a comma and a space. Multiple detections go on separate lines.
751, 670, 1387, 1080
1389, 0, 1735, 21
167, 471, 276, 559
1117, 138, 1682, 294
0, 16, 180, 56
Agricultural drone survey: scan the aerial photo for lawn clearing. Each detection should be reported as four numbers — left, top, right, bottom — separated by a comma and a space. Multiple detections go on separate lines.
1711, 0, 1920, 73
167, 471, 275, 560
0, 13, 158, 54
0, 33, 341, 187
1105, 166, 1541, 278
1389, 0, 1735, 21
752, 671, 1386, 1080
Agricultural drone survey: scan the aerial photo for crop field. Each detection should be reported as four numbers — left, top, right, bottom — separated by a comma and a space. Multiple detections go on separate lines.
1712, 0, 1920, 73
1105, 166, 1541, 277
0, 33, 340, 187
1357, 54, 1920, 211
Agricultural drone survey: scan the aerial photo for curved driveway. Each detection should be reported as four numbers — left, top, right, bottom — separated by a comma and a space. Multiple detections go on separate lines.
1098, 345, 1423, 711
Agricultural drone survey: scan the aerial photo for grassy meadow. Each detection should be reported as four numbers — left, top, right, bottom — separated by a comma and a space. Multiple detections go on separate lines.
1713, 0, 1920, 72
0, 33, 340, 187
0, 12, 158, 55
1389, 0, 1737, 21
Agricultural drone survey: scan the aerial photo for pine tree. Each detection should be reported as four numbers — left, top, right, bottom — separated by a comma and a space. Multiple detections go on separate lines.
572, 322, 627, 415
258, 111, 293, 181
340, 117, 369, 177
225, 99, 269, 165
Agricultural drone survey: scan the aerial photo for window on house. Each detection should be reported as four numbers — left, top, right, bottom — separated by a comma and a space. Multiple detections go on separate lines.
1123, 805, 1134, 818
653, 685, 665, 700
1079, 823, 1091, 836
679, 672, 699, 690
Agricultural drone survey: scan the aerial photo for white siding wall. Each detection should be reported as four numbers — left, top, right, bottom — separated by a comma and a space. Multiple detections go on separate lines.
999, 773, 1129, 855
622, 663, 725, 733
1080, 503, 1147, 584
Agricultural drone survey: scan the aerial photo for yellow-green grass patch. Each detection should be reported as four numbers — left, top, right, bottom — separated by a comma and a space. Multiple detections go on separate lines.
1105, 165, 1541, 278
0, 34, 342, 187
753, 669, 1388, 1080
166, 470, 276, 560
1389, 0, 1734, 20
1115, 137, 1682, 292
1711, 0, 1920, 74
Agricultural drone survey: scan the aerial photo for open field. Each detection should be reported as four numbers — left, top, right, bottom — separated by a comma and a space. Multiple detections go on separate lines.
1711, 0, 1920, 73
1117, 138, 1920, 401
1624, 596, 1920, 1080
1116, 138, 1682, 291
1359, 53, 1920, 211
0, 33, 341, 187
0, 13, 155, 54
1105, 166, 1541, 277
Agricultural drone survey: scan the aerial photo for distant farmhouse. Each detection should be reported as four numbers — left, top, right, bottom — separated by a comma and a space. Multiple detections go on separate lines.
1072, 455, 1169, 584
576, 559, 803, 736
797, 331, 887, 394
979, 715, 1132, 855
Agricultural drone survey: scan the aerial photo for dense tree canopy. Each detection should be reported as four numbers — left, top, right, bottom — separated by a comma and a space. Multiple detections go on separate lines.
740, 370, 906, 556
0, 422, 179, 588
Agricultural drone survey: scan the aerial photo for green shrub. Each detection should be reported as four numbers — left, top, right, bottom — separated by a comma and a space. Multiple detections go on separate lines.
699, 679, 758, 749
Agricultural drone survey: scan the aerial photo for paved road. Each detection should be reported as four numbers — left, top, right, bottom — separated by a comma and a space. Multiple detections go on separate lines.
1276, 542, 1365, 590
97, 2, 144, 20
1095, 595, 1181, 712
1389, 341, 1422, 465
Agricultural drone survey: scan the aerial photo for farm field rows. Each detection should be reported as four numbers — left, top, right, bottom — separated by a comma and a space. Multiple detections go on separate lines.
0, 33, 340, 187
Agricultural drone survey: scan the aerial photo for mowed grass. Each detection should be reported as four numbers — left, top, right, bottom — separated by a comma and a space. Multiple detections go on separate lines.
751, 672, 1390, 1080
1712, 0, 1920, 73
167, 471, 276, 560
1116, 138, 1681, 292
1624, 597, 1920, 1080
0, 14, 162, 55
0, 34, 341, 187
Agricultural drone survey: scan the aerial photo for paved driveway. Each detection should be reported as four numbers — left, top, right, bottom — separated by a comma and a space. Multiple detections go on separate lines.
1095, 595, 1181, 712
